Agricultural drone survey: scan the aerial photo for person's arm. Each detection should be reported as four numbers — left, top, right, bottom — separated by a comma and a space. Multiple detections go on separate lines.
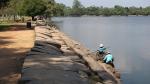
104, 48, 106, 51
98, 48, 100, 51
103, 55, 107, 61
112, 55, 114, 62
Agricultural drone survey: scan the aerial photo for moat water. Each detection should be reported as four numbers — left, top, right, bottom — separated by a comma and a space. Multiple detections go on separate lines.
52, 16, 150, 84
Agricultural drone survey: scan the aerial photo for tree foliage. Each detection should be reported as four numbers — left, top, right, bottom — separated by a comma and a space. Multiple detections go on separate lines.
61, 0, 150, 16
71, 0, 83, 16
21, 0, 47, 18
44, 0, 55, 17
7, 0, 23, 15
1, 0, 150, 19
0, 0, 10, 8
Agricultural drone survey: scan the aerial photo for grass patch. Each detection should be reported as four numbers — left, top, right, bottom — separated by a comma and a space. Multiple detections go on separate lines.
0, 24, 11, 31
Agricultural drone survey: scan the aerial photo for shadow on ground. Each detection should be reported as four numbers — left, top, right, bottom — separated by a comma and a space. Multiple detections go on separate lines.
0, 36, 14, 45
0, 34, 32, 84
0, 47, 29, 84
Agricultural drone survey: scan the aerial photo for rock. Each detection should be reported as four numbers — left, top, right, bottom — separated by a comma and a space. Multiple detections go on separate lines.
96, 82, 103, 84
35, 41, 61, 49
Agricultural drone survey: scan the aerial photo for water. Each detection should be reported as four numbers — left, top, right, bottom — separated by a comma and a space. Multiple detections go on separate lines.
52, 16, 150, 84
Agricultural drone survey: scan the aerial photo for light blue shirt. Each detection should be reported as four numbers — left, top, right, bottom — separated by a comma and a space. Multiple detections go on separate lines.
103, 54, 113, 63
98, 47, 106, 52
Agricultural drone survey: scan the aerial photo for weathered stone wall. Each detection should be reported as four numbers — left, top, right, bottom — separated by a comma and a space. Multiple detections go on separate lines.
20, 25, 121, 84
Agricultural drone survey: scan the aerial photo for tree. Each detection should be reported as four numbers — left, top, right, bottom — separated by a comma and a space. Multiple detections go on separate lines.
143, 6, 150, 16
21, 0, 47, 20
54, 3, 65, 16
113, 5, 126, 15
71, 0, 83, 16
0, 0, 10, 17
6, 0, 24, 21
86, 6, 100, 16
64, 6, 72, 16
44, 0, 56, 17
0, 0, 10, 8
102, 7, 112, 16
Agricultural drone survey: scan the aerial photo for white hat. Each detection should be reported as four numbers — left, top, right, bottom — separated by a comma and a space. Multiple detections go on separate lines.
107, 52, 111, 54
99, 44, 104, 47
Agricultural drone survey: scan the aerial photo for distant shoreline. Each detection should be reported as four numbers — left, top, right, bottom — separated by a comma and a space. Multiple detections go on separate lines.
52, 15, 150, 18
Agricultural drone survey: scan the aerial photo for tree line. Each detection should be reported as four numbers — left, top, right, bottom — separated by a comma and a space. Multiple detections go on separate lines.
1, 0, 150, 21
63, 0, 150, 16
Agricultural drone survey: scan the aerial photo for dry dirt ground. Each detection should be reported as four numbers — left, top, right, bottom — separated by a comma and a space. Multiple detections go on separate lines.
0, 29, 34, 84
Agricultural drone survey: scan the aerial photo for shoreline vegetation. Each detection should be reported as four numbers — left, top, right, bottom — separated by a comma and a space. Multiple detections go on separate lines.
52, 14, 150, 18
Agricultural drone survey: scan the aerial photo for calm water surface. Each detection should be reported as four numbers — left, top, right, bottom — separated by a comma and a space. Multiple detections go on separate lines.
52, 16, 150, 84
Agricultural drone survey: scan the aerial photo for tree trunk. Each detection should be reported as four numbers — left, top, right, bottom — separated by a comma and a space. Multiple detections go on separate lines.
13, 15, 16, 22
32, 16, 35, 21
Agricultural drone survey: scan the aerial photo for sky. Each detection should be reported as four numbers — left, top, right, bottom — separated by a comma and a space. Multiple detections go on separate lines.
55, 0, 150, 7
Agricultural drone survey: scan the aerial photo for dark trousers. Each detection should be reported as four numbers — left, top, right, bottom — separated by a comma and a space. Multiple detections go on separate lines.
103, 60, 114, 68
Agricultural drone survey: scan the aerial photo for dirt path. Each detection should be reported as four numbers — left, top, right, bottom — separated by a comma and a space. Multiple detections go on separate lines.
0, 30, 34, 84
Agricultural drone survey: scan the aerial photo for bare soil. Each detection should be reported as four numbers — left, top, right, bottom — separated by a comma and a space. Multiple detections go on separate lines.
0, 28, 34, 84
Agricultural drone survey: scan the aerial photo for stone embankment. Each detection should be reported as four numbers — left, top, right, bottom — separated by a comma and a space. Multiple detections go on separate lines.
20, 23, 121, 84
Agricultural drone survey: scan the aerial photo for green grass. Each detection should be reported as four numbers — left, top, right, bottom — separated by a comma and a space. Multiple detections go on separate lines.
0, 24, 11, 31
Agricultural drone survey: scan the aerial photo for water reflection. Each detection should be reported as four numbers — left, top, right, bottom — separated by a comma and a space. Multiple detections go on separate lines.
52, 16, 150, 84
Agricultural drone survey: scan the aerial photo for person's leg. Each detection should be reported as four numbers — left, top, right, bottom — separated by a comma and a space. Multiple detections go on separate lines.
103, 59, 106, 63
96, 51, 100, 61
107, 61, 115, 67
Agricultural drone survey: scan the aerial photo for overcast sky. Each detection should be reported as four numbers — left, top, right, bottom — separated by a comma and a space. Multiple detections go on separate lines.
55, 0, 150, 7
